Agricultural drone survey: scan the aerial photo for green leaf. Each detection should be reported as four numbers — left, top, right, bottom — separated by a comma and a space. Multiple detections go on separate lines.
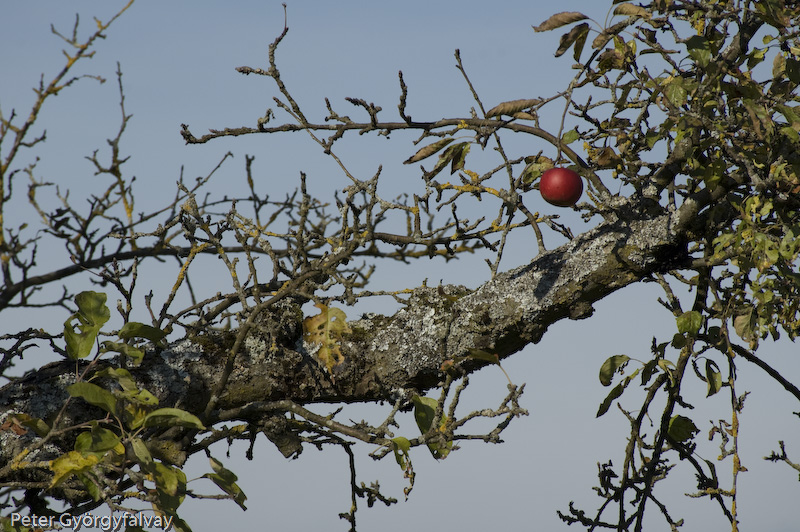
131, 437, 153, 466
94, 367, 136, 391
153, 461, 181, 497
676, 310, 703, 336
100, 341, 145, 364
77, 472, 102, 502
118, 322, 168, 344
705, 359, 723, 397
143, 408, 205, 430
671, 332, 686, 348
64, 291, 110, 359
786, 58, 800, 84
120, 388, 159, 407
411, 395, 451, 459
599, 355, 630, 386
596, 381, 625, 417
561, 129, 580, 144
733, 308, 756, 342
68, 382, 119, 417
391, 437, 411, 467
667, 415, 699, 442
204, 457, 248, 511
664, 77, 688, 107
74, 425, 120, 453
466, 348, 500, 365
685, 35, 711, 68
640, 359, 658, 385
411, 395, 437, 435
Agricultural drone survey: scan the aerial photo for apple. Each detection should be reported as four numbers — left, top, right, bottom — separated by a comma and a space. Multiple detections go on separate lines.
539, 167, 583, 207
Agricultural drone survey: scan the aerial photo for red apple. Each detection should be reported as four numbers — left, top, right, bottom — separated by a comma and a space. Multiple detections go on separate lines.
539, 167, 583, 207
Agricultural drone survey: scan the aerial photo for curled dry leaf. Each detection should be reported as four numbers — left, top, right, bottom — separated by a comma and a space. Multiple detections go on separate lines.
555, 22, 590, 58
592, 19, 634, 49
613, 3, 650, 19
486, 98, 541, 118
403, 138, 454, 164
533, 11, 589, 32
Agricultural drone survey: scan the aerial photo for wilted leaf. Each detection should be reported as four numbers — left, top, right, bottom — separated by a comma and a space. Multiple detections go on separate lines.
668, 415, 699, 442
593, 146, 622, 168
613, 3, 650, 19
520, 155, 554, 186
391, 437, 411, 467
486, 99, 541, 118
705, 359, 723, 397
50, 451, 100, 488
533, 11, 589, 32
555, 23, 590, 58
599, 354, 630, 386
449, 142, 471, 174
403, 138, 454, 164
597, 49, 626, 70
8, 413, 50, 437
597, 381, 625, 417
592, 19, 633, 49
302, 303, 352, 375
204, 457, 248, 510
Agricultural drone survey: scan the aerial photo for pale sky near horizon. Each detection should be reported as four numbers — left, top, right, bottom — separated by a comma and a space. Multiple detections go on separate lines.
2, 2, 799, 531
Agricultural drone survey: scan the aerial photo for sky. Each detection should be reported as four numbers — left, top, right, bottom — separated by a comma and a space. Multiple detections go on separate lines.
2, 1, 799, 531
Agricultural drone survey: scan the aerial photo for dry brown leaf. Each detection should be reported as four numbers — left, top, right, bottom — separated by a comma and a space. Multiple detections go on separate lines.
486, 99, 541, 118
613, 3, 650, 19
555, 22, 590, 58
593, 19, 634, 49
533, 12, 589, 32
403, 138, 454, 164
594, 147, 622, 168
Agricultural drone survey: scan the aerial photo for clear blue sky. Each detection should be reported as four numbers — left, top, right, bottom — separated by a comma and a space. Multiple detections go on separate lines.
2, 2, 798, 531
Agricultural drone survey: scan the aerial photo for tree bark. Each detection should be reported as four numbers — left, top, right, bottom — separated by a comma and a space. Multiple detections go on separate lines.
0, 196, 687, 477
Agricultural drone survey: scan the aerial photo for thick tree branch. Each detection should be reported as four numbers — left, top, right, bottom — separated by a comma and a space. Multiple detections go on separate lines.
0, 195, 688, 478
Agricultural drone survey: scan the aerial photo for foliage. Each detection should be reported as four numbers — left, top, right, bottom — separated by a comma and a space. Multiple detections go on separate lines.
1, 1, 799, 531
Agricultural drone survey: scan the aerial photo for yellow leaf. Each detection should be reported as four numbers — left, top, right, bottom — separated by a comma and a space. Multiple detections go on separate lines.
302, 303, 351, 375
49, 451, 100, 488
